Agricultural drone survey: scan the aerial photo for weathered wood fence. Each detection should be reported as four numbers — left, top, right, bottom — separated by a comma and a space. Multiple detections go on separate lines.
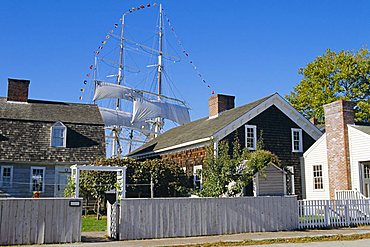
116, 196, 298, 240
0, 198, 82, 245
298, 199, 370, 229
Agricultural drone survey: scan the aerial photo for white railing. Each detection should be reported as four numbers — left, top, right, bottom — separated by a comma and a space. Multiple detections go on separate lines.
298, 199, 370, 229
335, 189, 368, 200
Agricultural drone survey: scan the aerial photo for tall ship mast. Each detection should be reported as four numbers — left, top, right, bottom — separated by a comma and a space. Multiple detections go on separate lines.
88, 3, 191, 157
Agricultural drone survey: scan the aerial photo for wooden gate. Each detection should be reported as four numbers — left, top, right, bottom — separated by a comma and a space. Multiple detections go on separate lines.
107, 201, 119, 239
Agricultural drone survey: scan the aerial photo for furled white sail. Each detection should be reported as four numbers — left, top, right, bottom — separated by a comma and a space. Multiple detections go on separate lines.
132, 98, 190, 125
93, 82, 142, 102
99, 107, 150, 133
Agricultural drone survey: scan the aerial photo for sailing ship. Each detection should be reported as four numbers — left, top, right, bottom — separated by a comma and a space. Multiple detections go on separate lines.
88, 3, 191, 157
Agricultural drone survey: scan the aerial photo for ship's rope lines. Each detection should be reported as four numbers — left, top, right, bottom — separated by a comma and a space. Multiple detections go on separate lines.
130, 66, 157, 90
164, 36, 181, 62
80, 3, 159, 102
122, 34, 157, 82
162, 68, 188, 107
125, 50, 141, 74
160, 23, 183, 105
162, 9, 214, 94
145, 10, 161, 96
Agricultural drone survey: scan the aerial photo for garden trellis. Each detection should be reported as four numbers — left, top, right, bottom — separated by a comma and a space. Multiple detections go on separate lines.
70, 165, 127, 200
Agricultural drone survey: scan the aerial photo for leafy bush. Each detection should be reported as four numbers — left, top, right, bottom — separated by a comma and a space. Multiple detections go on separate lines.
200, 138, 280, 197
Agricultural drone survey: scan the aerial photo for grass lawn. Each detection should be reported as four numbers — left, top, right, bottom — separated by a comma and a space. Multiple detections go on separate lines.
81, 215, 107, 232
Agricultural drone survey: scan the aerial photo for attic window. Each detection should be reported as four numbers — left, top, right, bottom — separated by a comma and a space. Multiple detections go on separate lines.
291, 128, 303, 152
245, 125, 257, 150
51, 121, 67, 147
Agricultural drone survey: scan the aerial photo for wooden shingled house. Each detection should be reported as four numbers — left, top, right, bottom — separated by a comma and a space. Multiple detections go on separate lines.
0, 78, 106, 197
128, 93, 322, 197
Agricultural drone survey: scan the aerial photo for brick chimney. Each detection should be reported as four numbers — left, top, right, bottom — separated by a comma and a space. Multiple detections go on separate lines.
324, 100, 355, 199
7, 78, 30, 102
208, 94, 235, 118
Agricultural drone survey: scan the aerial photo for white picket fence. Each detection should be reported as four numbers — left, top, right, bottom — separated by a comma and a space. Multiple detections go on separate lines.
298, 199, 370, 229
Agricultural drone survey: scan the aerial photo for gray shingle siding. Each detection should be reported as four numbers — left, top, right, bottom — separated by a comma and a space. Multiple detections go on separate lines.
0, 119, 105, 163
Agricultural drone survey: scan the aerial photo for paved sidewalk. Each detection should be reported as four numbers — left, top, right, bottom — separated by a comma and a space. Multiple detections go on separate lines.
36, 226, 370, 247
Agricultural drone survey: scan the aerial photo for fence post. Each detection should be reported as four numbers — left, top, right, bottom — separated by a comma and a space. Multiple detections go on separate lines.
344, 200, 350, 226
324, 202, 329, 227
150, 176, 154, 198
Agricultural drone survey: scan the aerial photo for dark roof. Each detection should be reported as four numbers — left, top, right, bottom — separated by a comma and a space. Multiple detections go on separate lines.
0, 97, 104, 125
129, 94, 275, 156
352, 125, 370, 136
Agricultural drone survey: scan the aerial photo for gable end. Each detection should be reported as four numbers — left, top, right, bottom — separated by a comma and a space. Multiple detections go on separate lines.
213, 94, 322, 142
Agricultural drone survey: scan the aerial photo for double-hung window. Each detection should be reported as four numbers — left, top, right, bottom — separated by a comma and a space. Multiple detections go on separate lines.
245, 125, 257, 150
30, 167, 46, 192
51, 121, 67, 147
0, 166, 13, 187
291, 128, 303, 152
313, 164, 323, 190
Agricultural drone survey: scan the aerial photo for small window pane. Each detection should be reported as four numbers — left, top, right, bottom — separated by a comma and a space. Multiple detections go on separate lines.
32, 168, 44, 192
292, 129, 302, 152
246, 125, 256, 150
313, 164, 323, 190
51, 126, 65, 147
364, 164, 370, 179
2, 167, 12, 187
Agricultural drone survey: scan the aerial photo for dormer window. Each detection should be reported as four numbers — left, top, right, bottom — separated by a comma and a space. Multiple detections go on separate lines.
51, 121, 67, 147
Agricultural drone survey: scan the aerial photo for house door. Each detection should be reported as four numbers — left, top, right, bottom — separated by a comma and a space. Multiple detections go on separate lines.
362, 163, 370, 198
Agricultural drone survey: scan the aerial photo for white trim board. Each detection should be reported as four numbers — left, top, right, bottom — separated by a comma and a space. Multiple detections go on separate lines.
129, 137, 211, 158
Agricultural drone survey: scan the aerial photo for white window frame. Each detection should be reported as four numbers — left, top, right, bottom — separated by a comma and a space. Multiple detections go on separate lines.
30, 167, 46, 192
0, 166, 13, 187
245, 125, 257, 150
50, 121, 67, 148
291, 128, 303, 152
193, 165, 202, 190
313, 164, 324, 191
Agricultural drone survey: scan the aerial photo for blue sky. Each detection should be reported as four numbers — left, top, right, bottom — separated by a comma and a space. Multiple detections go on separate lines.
1, 0, 369, 121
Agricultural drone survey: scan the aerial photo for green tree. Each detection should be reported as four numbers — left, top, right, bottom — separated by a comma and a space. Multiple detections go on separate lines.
286, 48, 370, 123
200, 138, 280, 197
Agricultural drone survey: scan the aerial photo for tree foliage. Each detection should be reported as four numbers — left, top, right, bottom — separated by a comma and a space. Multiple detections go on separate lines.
200, 138, 280, 197
286, 48, 370, 123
